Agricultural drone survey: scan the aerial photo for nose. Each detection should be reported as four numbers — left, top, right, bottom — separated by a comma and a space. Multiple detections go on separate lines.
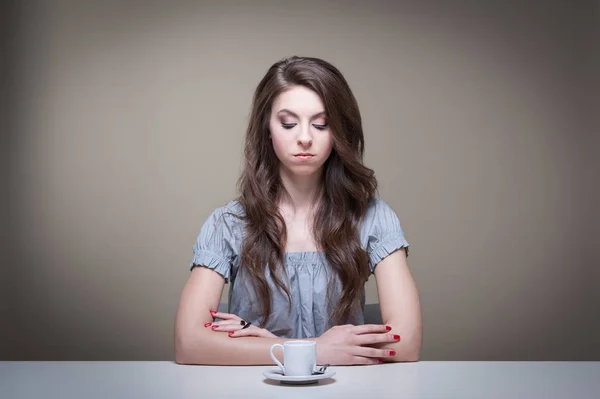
297, 125, 313, 147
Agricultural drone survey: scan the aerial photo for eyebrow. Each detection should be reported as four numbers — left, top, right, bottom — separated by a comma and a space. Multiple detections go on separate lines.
276, 109, 326, 119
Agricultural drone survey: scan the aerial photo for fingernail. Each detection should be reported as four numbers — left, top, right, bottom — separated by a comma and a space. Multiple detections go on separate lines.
210, 311, 217, 315
389, 350, 396, 356
379, 359, 384, 364
204, 322, 212, 327
385, 326, 392, 331
228, 332, 234, 336
394, 334, 400, 340
211, 325, 218, 330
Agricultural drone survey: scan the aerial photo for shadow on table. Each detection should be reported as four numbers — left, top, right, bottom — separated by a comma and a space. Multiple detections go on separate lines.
262, 377, 336, 387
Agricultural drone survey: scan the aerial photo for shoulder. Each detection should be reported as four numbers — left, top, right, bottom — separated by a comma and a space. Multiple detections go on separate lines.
365, 196, 393, 214
197, 199, 246, 241
221, 199, 245, 218
363, 197, 401, 228
190, 200, 245, 275
361, 196, 407, 247
205, 200, 245, 223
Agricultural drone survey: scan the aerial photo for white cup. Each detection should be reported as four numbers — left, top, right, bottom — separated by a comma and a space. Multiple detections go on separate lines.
269, 340, 317, 376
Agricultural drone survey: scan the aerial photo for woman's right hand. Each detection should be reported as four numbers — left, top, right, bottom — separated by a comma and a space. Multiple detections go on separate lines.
315, 324, 401, 365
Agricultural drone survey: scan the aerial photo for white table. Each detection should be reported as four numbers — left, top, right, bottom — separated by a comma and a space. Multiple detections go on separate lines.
1, 361, 599, 398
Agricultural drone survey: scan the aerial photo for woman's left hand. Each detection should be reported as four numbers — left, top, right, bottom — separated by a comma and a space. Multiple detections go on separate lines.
206, 311, 278, 338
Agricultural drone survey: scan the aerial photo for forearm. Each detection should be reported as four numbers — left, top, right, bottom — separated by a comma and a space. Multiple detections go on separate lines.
175, 328, 288, 365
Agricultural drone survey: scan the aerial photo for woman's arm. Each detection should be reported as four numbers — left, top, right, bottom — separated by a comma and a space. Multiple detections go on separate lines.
175, 266, 401, 365
174, 267, 287, 365
373, 248, 422, 361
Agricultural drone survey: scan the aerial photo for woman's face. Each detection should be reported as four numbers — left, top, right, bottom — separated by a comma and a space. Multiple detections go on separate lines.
269, 86, 333, 178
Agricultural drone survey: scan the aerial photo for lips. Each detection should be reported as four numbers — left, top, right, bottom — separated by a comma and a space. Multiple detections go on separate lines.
295, 153, 314, 160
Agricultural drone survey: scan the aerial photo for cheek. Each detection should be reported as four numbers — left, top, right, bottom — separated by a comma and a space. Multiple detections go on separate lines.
320, 133, 334, 156
269, 124, 289, 158
271, 136, 286, 157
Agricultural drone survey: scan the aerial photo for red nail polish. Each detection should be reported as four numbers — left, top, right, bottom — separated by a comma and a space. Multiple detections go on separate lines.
204, 322, 212, 327
389, 350, 396, 356
210, 311, 216, 315
211, 325, 218, 330
228, 332, 234, 336
385, 326, 392, 331
393, 334, 400, 340
379, 359, 384, 363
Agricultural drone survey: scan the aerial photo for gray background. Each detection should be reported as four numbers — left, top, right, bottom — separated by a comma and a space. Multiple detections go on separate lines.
1, 0, 598, 361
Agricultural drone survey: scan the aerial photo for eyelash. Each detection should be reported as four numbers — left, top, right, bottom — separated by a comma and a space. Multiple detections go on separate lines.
281, 123, 328, 131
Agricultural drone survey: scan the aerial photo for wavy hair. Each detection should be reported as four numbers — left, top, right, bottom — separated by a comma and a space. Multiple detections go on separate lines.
237, 56, 378, 326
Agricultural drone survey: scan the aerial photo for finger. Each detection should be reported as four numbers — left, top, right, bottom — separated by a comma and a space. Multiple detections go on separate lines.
354, 346, 396, 359
211, 320, 245, 327
351, 324, 391, 335
204, 320, 242, 329
228, 326, 263, 338
210, 322, 245, 332
355, 333, 401, 346
209, 311, 242, 321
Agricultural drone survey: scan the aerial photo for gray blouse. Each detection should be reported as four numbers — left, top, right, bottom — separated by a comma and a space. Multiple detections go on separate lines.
189, 197, 409, 339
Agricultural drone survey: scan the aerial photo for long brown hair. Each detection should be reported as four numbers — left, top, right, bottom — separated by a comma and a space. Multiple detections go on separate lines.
237, 56, 378, 326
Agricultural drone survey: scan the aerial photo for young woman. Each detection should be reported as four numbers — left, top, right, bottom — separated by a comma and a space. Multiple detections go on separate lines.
174, 56, 422, 366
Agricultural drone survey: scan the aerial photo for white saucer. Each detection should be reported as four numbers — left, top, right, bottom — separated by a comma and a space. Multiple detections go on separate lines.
263, 367, 336, 385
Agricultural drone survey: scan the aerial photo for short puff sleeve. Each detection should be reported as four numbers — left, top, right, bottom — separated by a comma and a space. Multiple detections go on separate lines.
364, 198, 410, 273
189, 205, 239, 282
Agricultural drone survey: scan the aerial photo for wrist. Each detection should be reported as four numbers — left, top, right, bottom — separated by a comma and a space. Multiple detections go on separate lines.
313, 337, 327, 364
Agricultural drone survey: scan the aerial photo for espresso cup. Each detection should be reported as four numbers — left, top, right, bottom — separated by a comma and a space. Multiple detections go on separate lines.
269, 340, 317, 376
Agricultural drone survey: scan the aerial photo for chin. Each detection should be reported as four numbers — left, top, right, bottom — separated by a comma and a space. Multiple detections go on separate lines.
292, 168, 319, 177
285, 164, 323, 177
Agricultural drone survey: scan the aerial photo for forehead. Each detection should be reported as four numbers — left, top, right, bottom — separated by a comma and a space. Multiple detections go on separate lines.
272, 86, 325, 116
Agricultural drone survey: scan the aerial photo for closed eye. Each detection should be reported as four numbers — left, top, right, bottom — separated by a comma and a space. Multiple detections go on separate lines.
281, 123, 328, 130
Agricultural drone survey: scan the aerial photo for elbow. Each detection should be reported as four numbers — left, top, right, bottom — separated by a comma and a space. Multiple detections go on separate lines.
391, 338, 422, 363
174, 334, 192, 364
404, 348, 421, 362
175, 354, 189, 365
390, 347, 420, 362
175, 349, 191, 365
392, 348, 420, 363
174, 330, 204, 365
402, 337, 422, 362
396, 326, 422, 362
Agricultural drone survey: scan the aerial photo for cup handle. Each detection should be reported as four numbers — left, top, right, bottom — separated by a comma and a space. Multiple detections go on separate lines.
269, 343, 285, 374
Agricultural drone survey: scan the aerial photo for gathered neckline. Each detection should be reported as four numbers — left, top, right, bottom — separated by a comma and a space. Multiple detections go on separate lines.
285, 251, 324, 260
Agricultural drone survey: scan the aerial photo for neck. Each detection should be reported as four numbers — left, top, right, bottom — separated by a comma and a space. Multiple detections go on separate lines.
278, 167, 323, 212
